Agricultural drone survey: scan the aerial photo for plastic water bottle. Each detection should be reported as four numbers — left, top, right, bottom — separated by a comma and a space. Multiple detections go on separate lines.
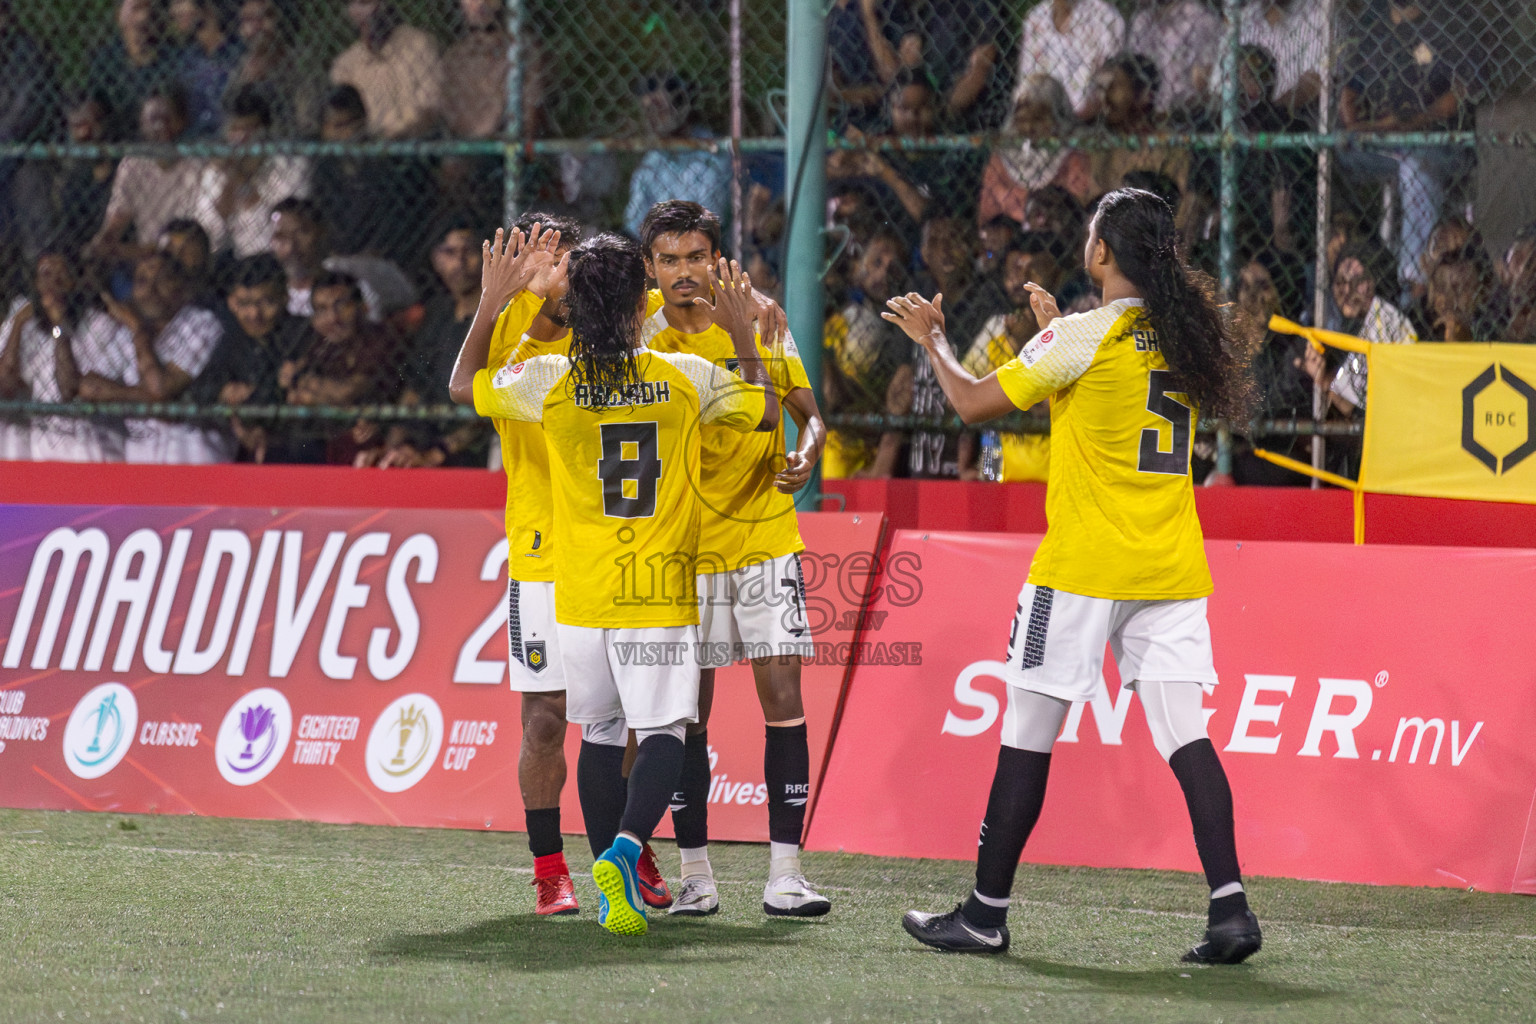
980, 430, 1002, 482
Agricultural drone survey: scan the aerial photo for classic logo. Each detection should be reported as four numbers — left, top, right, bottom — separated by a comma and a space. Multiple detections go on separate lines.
1462, 363, 1536, 474
365, 693, 443, 792
525, 640, 547, 673
62, 682, 138, 779
215, 688, 293, 786
1022, 329, 1055, 367
492, 361, 527, 388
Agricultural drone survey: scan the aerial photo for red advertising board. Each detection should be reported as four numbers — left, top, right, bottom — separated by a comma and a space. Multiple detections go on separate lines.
807, 530, 1536, 893
0, 505, 883, 844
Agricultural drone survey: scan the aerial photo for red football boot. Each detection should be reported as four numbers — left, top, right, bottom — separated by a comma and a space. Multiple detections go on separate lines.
636, 843, 674, 909
532, 873, 579, 916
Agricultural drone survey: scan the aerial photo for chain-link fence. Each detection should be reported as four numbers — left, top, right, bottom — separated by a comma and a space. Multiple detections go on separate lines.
0, 0, 1532, 482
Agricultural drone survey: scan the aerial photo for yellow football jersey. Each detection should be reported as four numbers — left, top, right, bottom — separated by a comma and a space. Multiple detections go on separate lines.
993, 298, 1211, 600
487, 291, 567, 582
642, 309, 810, 572
962, 327, 1050, 484
472, 350, 767, 627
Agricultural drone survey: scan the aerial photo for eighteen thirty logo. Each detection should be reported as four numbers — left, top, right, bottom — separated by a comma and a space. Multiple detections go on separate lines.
365, 694, 443, 793
62, 682, 138, 779
215, 688, 293, 786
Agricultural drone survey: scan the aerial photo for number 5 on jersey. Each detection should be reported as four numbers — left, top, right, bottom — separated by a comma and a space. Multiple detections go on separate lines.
1139, 368, 1193, 475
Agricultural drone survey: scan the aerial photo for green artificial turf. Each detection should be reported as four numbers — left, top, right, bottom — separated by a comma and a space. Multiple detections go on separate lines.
2, 807, 1533, 1023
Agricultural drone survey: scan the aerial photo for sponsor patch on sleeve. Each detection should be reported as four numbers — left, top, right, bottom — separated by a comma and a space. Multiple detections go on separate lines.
1020, 329, 1055, 368
492, 361, 526, 388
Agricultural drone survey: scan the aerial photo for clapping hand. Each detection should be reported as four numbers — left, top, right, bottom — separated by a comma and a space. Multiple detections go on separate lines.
881, 292, 947, 350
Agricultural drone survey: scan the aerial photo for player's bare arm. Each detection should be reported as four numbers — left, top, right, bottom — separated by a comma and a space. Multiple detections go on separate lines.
776, 387, 826, 493
448, 225, 564, 405
882, 292, 1015, 424
696, 257, 779, 432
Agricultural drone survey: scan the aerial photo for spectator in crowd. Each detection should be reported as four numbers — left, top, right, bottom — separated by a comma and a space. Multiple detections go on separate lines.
956, 236, 1060, 482
227, 0, 325, 137
1233, 0, 1326, 118
978, 73, 1093, 227
309, 86, 422, 265
859, 0, 1012, 129
1405, 214, 1473, 332
0, 0, 54, 245
330, 0, 445, 140
1304, 241, 1416, 420
1425, 244, 1504, 342
77, 250, 231, 463
168, 0, 242, 137
823, 229, 911, 478
622, 73, 732, 239
443, 0, 546, 139
1337, 0, 1475, 293
157, 218, 221, 309
828, 0, 914, 130
12, 93, 118, 263
1085, 54, 1191, 202
1016, 0, 1125, 118
1227, 44, 1312, 258
976, 216, 1018, 286
829, 71, 986, 244
267, 197, 403, 322
0, 250, 131, 462
198, 87, 311, 258
88, 88, 208, 268
888, 216, 1004, 478
89, 0, 176, 138
1231, 251, 1316, 485
1022, 183, 1087, 251
1126, 0, 1222, 122
370, 216, 493, 468
1501, 224, 1536, 343
186, 253, 308, 462
280, 270, 405, 464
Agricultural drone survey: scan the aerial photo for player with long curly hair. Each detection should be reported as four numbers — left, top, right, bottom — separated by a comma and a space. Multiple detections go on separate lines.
884, 187, 1261, 963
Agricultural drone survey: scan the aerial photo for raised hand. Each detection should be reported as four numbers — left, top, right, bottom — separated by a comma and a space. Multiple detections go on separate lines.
881, 292, 947, 350
694, 258, 758, 342
480, 224, 563, 312
1023, 282, 1060, 332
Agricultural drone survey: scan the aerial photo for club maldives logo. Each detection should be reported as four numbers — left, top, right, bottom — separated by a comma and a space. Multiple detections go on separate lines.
365, 694, 443, 793
62, 683, 138, 779
215, 688, 293, 786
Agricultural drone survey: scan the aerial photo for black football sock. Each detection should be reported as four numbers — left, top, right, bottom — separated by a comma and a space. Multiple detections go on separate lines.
1167, 738, 1245, 921
524, 806, 563, 858
1208, 890, 1251, 927
576, 740, 627, 858
962, 745, 1052, 928
670, 729, 711, 849
619, 734, 687, 844
764, 723, 811, 846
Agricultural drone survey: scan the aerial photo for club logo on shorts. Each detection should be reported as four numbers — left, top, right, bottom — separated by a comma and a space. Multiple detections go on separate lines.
62, 682, 137, 779
365, 694, 444, 793
525, 641, 547, 673
1022, 329, 1055, 368
725, 357, 741, 374
215, 688, 292, 786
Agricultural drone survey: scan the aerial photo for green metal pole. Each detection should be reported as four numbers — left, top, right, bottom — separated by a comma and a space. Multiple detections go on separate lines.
785, 0, 826, 509
503, 0, 525, 225
1215, 0, 1241, 478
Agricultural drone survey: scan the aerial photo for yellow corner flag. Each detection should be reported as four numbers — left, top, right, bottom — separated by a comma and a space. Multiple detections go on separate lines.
1362, 343, 1536, 504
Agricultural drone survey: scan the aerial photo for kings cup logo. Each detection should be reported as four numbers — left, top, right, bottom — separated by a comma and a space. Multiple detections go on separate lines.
215, 688, 293, 786
365, 694, 443, 793
62, 682, 138, 779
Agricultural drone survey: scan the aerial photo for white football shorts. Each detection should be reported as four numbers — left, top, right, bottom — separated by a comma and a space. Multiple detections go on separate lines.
507, 579, 564, 693
695, 551, 817, 668
557, 623, 701, 730
1002, 582, 1218, 702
